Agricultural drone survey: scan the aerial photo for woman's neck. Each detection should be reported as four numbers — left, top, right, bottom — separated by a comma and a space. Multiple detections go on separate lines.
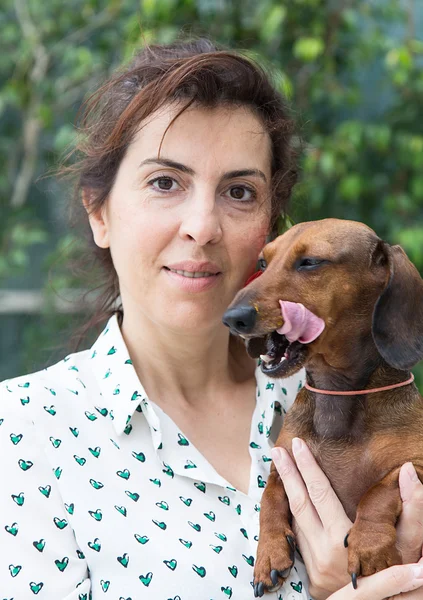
120, 310, 255, 410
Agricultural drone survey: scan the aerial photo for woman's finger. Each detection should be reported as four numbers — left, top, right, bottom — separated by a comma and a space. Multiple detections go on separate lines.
291, 438, 352, 534
328, 563, 423, 600
397, 462, 423, 564
271, 446, 323, 536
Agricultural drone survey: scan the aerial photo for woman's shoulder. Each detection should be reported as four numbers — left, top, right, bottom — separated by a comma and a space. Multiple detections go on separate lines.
0, 347, 93, 421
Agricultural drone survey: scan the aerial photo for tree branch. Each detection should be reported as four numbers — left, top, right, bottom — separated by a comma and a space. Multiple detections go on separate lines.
11, 0, 49, 208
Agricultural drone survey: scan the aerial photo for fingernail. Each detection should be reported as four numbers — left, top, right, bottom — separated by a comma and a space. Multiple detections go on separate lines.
271, 447, 283, 468
292, 438, 303, 454
405, 462, 419, 483
412, 565, 423, 578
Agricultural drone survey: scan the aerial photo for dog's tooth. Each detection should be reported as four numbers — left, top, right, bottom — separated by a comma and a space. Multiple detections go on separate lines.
260, 354, 273, 363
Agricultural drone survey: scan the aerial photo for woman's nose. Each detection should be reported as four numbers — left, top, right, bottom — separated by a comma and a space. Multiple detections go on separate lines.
179, 197, 223, 246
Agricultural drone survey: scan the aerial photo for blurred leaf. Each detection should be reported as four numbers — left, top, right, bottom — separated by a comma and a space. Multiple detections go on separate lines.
293, 37, 324, 62
260, 5, 286, 44
339, 174, 362, 202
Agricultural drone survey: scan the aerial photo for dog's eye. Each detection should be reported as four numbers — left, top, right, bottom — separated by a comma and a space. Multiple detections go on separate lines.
258, 258, 267, 271
297, 257, 326, 271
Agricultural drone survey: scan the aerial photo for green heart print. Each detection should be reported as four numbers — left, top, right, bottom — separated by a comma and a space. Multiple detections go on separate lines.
29, 581, 44, 594
228, 565, 238, 578
291, 581, 303, 593
177, 433, 189, 446
179, 496, 192, 506
117, 553, 129, 568
134, 534, 149, 544
5, 522, 19, 536
53, 517, 68, 530
194, 481, 206, 493
89, 509, 103, 521
55, 557, 69, 572
243, 554, 255, 566
18, 459, 33, 471
12, 492, 25, 506
85, 411, 97, 422
33, 539, 46, 552
9, 564, 22, 577
139, 572, 153, 586
192, 564, 206, 578
90, 478, 104, 490
38, 485, 51, 498
163, 558, 177, 571
132, 451, 146, 462
117, 468, 130, 479
125, 490, 140, 502
88, 538, 101, 552
115, 505, 127, 517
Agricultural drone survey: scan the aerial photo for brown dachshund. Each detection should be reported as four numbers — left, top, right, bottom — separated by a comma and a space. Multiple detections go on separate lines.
222, 218, 423, 597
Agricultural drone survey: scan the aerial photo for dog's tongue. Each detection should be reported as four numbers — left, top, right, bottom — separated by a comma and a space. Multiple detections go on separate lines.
277, 300, 325, 343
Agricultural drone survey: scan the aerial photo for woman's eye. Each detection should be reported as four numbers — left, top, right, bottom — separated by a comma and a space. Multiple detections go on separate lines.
148, 176, 180, 191
258, 258, 267, 271
227, 185, 256, 202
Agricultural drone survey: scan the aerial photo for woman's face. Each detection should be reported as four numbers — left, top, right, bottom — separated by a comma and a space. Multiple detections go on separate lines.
88, 103, 272, 335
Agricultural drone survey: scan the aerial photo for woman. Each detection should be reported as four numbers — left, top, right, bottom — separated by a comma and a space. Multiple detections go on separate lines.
1, 39, 423, 600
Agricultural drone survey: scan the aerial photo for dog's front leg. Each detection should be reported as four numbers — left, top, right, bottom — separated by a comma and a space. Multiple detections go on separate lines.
254, 462, 296, 597
345, 465, 423, 587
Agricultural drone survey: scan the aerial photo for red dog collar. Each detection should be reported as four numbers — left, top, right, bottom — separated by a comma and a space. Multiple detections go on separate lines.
244, 270, 263, 287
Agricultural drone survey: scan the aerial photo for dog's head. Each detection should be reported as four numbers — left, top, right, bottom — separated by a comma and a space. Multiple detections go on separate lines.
222, 218, 423, 378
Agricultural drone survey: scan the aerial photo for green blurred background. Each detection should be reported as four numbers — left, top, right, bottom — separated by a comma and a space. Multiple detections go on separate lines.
1, 0, 422, 387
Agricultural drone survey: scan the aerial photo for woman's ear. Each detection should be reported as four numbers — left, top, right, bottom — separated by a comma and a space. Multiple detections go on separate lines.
82, 189, 110, 249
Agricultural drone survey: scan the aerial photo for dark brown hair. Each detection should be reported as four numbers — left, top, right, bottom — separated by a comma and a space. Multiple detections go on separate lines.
66, 38, 297, 341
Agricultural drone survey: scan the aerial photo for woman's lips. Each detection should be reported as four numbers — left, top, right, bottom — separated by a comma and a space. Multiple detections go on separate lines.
163, 267, 222, 292
165, 260, 221, 274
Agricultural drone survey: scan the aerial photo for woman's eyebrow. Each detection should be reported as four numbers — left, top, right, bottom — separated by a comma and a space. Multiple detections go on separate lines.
139, 157, 267, 182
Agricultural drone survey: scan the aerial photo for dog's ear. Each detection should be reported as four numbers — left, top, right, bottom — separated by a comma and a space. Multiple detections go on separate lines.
372, 243, 423, 370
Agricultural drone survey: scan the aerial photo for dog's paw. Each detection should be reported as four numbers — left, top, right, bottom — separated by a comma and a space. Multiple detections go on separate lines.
346, 523, 401, 588
253, 533, 296, 597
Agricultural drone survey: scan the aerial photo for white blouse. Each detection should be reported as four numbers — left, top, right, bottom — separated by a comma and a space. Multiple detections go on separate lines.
0, 314, 309, 600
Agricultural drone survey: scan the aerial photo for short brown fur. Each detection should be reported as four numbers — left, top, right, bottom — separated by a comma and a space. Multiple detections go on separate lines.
225, 218, 423, 593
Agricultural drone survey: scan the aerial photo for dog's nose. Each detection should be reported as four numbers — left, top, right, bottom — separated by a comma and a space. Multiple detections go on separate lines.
222, 305, 257, 334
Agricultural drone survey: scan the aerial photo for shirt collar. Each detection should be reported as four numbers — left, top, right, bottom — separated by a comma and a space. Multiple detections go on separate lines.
90, 314, 160, 438
89, 315, 287, 445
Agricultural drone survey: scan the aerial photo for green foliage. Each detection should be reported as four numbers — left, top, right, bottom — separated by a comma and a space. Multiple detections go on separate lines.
1, 0, 422, 387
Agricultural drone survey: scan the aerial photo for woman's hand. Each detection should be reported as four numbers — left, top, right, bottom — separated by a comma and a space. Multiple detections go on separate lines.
271, 439, 423, 600
397, 462, 423, 565
327, 561, 423, 599
271, 439, 351, 599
